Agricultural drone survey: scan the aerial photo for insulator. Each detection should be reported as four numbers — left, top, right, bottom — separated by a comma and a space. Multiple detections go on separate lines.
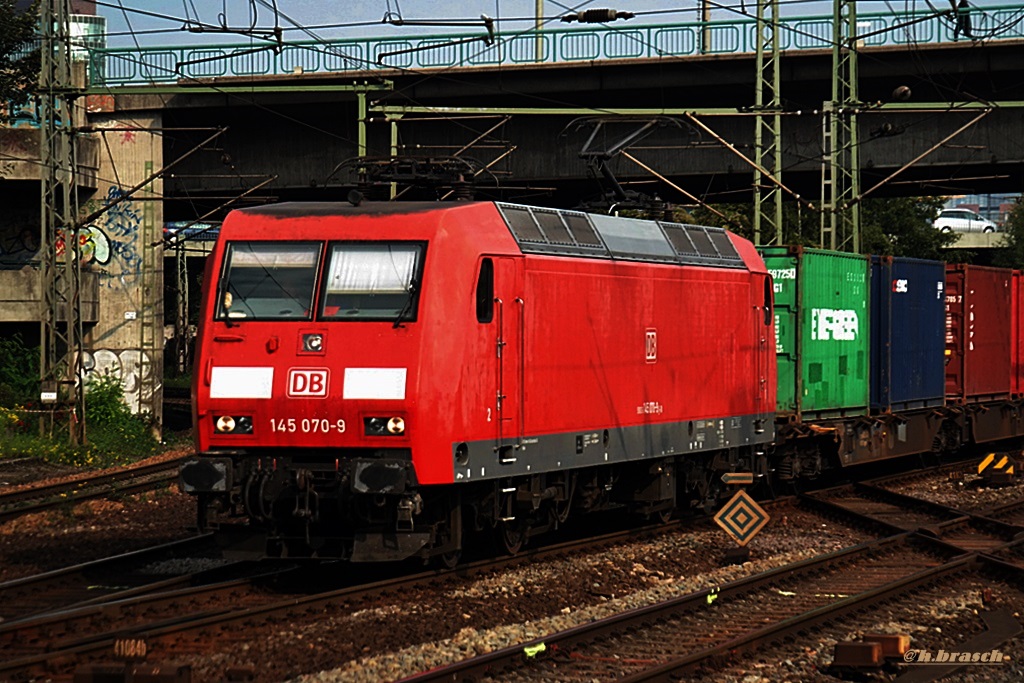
581, 9, 619, 23
563, 9, 635, 24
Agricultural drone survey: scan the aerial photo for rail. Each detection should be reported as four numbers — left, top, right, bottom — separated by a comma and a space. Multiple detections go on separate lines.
84, 4, 1024, 86
0, 458, 183, 523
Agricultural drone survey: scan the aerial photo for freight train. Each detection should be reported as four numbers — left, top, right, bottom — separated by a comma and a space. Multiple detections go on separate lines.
179, 201, 1024, 563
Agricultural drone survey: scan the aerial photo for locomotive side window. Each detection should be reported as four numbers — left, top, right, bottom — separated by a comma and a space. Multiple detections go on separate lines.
216, 242, 321, 321
764, 275, 773, 325
320, 242, 424, 321
476, 258, 494, 323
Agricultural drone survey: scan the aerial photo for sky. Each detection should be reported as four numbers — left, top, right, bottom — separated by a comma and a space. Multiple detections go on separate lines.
92, 0, 999, 49
96, 1, 706, 48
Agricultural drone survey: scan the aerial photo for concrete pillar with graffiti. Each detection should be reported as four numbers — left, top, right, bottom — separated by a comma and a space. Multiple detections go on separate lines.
79, 112, 164, 437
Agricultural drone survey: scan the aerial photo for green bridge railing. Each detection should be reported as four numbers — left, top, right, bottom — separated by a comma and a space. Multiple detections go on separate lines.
87, 4, 1024, 86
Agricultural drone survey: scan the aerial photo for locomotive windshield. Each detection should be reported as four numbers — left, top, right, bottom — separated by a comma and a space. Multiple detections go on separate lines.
320, 242, 423, 321
216, 242, 321, 321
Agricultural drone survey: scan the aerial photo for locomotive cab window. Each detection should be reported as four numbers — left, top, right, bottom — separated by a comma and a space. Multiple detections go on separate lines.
216, 242, 321, 321
320, 242, 424, 321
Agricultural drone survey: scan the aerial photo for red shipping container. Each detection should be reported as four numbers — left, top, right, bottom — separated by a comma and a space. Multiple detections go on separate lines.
945, 265, 1013, 401
1015, 271, 1024, 396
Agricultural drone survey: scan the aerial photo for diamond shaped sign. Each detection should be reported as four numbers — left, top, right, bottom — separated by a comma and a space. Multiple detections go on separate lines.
713, 490, 770, 546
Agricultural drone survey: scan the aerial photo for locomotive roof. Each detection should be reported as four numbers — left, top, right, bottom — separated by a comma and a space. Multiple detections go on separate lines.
495, 203, 746, 270
233, 201, 748, 270
235, 201, 454, 217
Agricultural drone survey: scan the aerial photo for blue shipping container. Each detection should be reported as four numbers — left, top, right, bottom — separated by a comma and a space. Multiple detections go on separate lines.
870, 256, 946, 412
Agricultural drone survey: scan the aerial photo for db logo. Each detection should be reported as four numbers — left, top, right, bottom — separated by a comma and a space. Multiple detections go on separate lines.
288, 368, 329, 397
645, 329, 658, 363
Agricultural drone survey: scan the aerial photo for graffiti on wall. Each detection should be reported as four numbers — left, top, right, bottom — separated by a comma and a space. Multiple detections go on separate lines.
0, 229, 39, 266
3, 99, 40, 128
1, 184, 138, 274
81, 186, 145, 287
81, 348, 159, 414
56, 225, 112, 264
0, 206, 40, 267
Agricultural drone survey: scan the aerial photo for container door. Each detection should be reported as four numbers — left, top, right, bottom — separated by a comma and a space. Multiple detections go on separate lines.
801, 251, 869, 416
1015, 272, 1024, 396
493, 257, 524, 462
945, 270, 965, 400
761, 251, 798, 415
964, 267, 1012, 399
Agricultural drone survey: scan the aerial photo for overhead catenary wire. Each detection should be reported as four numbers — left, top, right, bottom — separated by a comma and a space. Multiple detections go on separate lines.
89, 4, 279, 229
88, 1, 1023, 210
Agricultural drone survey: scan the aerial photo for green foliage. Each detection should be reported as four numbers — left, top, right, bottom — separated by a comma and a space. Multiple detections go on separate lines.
162, 372, 192, 390
860, 196, 961, 261
85, 371, 134, 429
685, 204, 753, 240
0, 333, 37, 406
683, 196, 968, 261
0, 337, 158, 468
0, 0, 40, 122
992, 199, 1024, 269
79, 371, 159, 465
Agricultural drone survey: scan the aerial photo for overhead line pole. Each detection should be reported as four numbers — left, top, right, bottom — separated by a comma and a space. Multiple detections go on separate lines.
821, 0, 861, 252
39, 0, 85, 444
753, 0, 783, 246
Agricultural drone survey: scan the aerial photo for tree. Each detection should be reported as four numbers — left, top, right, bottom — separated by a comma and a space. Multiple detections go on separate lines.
859, 196, 962, 261
0, 0, 40, 123
992, 198, 1024, 268
687, 196, 958, 259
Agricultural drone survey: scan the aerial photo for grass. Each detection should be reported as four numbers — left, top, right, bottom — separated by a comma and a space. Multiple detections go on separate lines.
0, 372, 160, 469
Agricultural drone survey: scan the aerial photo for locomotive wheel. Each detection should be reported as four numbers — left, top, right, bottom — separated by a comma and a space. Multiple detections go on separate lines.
438, 549, 462, 569
655, 507, 673, 524
499, 519, 527, 555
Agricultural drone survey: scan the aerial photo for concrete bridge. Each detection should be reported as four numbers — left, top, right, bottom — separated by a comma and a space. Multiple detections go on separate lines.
85, 5, 1024, 216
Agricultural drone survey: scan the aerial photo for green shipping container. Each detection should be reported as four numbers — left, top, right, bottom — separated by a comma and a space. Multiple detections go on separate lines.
760, 246, 870, 418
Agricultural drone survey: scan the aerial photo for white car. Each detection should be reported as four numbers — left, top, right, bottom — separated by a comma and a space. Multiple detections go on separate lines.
933, 208, 998, 233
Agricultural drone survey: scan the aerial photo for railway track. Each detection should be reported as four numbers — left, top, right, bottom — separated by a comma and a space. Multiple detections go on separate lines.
394, 474, 1024, 682
0, 535, 228, 623
801, 481, 1024, 552
6, 461, 1018, 681
0, 457, 183, 524
0, 516, 729, 682
0, 562, 299, 669
399, 535, 976, 682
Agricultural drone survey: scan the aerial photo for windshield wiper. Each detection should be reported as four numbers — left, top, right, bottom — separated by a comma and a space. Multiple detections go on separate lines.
393, 281, 418, 328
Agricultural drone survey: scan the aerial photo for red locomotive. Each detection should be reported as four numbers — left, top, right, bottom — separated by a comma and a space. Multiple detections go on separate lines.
180, 201, 777, 562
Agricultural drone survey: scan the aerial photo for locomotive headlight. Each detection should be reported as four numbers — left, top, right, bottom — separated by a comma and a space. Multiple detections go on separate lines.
303, 333, 323, 352
364, 416, 406, 436
214, 415, 253, 434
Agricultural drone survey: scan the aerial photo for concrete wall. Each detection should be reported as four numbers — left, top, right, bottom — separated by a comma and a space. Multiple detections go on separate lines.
0, 268, 99, 323
82, 113, 164, 425
0, 124, 99, 315
0, 113, 164, 432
